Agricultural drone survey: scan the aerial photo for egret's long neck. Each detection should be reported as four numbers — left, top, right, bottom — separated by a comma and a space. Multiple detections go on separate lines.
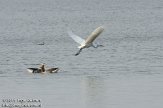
92, 43, 103, 48
92, 44, 98, 48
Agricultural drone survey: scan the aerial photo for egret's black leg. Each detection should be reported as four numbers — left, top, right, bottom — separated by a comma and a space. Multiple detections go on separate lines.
75, 48, 83, 56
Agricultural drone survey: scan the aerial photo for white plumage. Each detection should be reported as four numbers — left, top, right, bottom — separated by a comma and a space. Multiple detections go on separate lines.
68, 26, 104, 56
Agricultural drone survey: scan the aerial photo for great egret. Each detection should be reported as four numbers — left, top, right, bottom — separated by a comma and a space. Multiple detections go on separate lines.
68, 26, 104, 56
27, 64, 59, 73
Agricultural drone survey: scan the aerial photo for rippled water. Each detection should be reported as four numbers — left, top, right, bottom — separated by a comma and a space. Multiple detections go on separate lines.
0, 0, 163, 108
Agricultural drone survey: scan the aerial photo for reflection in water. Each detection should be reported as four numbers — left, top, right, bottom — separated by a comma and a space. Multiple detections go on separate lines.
81, 76, 108, 108
81, 75, 163, 108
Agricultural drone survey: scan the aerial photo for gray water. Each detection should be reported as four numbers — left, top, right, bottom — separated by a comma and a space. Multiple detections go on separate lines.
0, 0, 163, 108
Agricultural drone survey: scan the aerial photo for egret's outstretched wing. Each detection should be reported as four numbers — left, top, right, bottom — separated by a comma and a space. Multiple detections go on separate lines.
85, 26, 104, 44
68, 30, 85, 45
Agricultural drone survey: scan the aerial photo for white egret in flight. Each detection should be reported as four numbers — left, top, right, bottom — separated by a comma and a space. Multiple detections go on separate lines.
68, 26, 104, 56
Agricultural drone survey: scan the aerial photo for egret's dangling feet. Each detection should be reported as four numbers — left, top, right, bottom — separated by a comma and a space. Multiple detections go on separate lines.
75, 48, 83, 56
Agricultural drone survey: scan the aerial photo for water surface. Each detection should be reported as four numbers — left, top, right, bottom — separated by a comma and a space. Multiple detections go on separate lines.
0, 0, 163, 108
